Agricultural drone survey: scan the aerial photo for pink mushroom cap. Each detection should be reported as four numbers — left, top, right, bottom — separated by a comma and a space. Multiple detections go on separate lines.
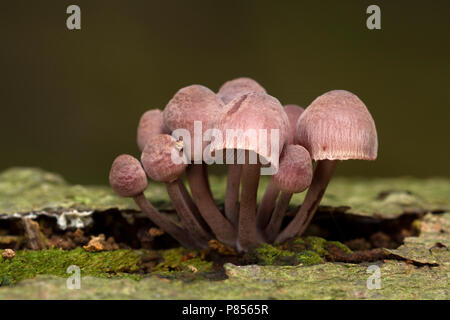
283, 104, 305, 145
141, 134, 188, 183
210, 92, 289, 169
217, 77, 266, 105
109, 154, 148, 197
295, 90, 378, 161
137, 109, 169, 151
163, 85, 224, 161
272, 144, 312, 193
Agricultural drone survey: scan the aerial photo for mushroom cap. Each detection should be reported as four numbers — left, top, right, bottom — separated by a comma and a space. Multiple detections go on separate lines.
163, 85, 224, 161
109, 154, 148, 197
217, 77, 266, 105
141, 134, 188, 183
272, 145, 312, 193
295, 90, 378, 161
137, 109, 169, 151
210, 92, 289, 167
283, 104, 305, 145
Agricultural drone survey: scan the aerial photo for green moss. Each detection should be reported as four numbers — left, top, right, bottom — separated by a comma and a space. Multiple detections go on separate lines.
0, 248, 141, 286
295, 250, 323, 265
262, 237, 351, 266
283, 236, 351, 257
304, 236, 328, 257
153, 248, 213, 274
252, 244, 295, 266
326, 241, 352, 254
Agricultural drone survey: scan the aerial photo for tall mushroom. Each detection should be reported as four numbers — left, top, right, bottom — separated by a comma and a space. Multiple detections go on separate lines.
109, 154, 198, 249
257, 104, 304, 228
264, 144, 312, 242
217, 77, 267, 225
141, 134, 212, 248
276, 90, 378, 243
211, 92, 289, 251
163, 85, 237, 246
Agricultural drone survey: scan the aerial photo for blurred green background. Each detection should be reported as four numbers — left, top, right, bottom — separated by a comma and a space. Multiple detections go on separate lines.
1, 0, 449, 184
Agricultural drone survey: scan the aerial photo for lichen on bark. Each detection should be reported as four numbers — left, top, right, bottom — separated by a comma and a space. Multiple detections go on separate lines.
0, 167, 449, 299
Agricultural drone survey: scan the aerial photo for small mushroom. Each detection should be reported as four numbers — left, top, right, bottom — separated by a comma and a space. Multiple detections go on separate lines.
109, 154, 197, 248
217, 77, 267, 227
276, 90, 378, 243
211, 92, 289, 251
137, 109, 169, 151
141, 134, 212, 247
264, 145, 312, 242
257, 104, 304, 228
1, 249, 15, 260
283, 104, 305, 145
163, 84, 237, 247
137, 109, 196, 222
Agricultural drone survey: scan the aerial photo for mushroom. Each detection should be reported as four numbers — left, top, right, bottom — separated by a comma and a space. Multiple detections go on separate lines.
257, 104, 304, 228
276, 90, 378, 243
217, 77, 266, 105
141, 134, 212, 248
211, 92, 289, 251
138, 109, 198, 220
217, 77, 267, 226
163, 85, 236, 246
137, 109, 169, 151
283, 104, 305, 145
109, 154, 197, 249
264, 144, 312, 242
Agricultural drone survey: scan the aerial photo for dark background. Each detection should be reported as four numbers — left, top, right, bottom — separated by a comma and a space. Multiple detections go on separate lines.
1, 0, 449, 184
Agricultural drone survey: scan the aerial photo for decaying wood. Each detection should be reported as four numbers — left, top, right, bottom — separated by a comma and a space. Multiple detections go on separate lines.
22, 217, 47, 250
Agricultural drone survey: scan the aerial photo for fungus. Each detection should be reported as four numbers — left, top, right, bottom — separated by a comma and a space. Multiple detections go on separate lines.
163, 84, 223, 161
163, 85, 236, 246
217, 77, 266, 105
257, 104, 304, 228
141, 134, 212, 248
264, 144, 312, 242
283, 104, 304, 145
217, 77, 267, 227
111, 81, 378, 252
1, 249, 15, 260
138, 108, 196, 222
109, 154, 198, 249
211, 92, 289, 251
276, 90, 378, 243
137, 109, 168, 151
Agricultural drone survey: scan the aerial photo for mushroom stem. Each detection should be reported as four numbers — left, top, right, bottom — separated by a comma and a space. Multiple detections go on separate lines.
165, 180, 212, 247
186, 164, 237, 246
276, 160, 337, 243
176, 178, 208, 229
264, 192, 293, 242
256, 180, 279, 229
237, 163, 264, 252
224, 164, 242, 226
133, 193, 199, 249
202, 163, 213, 198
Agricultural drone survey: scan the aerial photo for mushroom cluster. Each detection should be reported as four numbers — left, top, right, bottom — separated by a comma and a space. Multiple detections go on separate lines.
109, 78, 378, 252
